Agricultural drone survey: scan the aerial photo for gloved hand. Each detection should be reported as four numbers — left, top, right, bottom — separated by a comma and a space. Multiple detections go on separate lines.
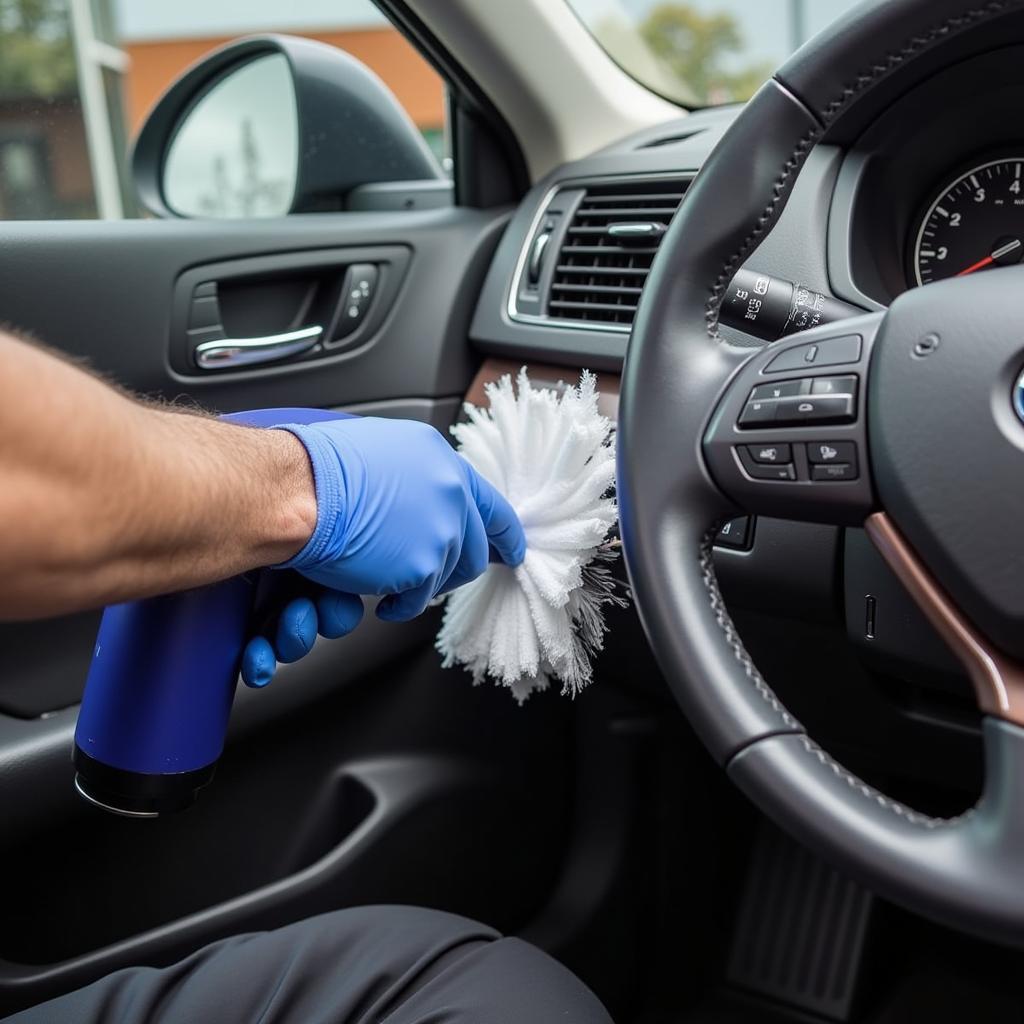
241, 416, 525, 687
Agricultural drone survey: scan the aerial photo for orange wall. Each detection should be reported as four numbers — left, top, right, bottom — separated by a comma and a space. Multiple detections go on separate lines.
0, 99, 94, 207
122, 26, 445, 134
47, 104, 95, 204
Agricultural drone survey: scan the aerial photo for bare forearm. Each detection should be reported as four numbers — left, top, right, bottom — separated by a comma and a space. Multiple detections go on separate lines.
0, 334, 316, 619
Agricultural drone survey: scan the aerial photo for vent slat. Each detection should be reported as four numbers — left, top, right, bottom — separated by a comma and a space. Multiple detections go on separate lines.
546, 177, 688, 327
554, 265, 650, 277
551, 283, 644, 296
559, 244, 660, 256
581, 192, 686, 204
566, 228, 665, 244
549, 300, 639, 314
575, 206, 680, 218
566, 226, 630, 236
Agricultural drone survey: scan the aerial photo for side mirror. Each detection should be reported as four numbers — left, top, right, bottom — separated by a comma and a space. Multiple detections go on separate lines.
132, 34, 444, 218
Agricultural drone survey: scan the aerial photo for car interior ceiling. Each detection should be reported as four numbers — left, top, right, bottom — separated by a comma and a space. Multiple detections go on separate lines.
6, 1, 1024, 1022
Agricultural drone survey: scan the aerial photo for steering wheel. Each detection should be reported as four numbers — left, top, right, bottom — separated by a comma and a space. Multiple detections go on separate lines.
618, 0, 1024, 947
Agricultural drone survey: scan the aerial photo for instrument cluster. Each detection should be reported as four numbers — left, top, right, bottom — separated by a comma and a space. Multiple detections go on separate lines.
910, 156, 1024, 287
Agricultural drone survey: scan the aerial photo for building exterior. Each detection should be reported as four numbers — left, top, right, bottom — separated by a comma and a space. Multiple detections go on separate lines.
0, 0, 446, 221
120, 26, 445, 138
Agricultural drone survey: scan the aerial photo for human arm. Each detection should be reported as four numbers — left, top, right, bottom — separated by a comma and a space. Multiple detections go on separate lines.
0, 332, 316, 619
0, 333, 524, 652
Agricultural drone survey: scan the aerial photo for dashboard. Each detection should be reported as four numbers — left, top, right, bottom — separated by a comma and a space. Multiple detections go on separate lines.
473, 44, 1024, 366
468, 30, 1024, 765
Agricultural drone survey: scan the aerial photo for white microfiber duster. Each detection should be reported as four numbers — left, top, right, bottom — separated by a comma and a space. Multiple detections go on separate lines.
436, 368, 625, 703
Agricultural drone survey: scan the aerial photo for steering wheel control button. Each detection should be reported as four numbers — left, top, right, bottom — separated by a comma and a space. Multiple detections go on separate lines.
773, 394, 856, 426
811, 375, 857, 396
808, 441, 856, 465
811, 462, 857, 481
748, 443, 792, 464
714, 516, 753, 550
748, 462, 797, 481
737, 446, 796, 481
750, 379, 805, 402
705, 312, 879, 525
738, 398, 779, 426
764, 334, 862, 373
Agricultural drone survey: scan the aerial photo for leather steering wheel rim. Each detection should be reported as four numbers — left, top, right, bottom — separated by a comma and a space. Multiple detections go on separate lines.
618, 0, 1024, 947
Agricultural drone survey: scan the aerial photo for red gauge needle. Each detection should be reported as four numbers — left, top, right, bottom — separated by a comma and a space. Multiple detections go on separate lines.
957, 255, 994, 276
956, 238, 1022, 276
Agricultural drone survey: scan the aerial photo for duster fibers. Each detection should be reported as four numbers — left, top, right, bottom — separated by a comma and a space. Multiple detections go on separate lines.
436, 369, 626, 703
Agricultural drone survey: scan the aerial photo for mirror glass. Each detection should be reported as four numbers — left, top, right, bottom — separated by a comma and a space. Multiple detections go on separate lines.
163, 53, 298, 219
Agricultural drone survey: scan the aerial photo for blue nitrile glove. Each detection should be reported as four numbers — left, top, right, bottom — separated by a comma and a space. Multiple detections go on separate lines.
241, 589, 365, 688
241, 416, 525, 688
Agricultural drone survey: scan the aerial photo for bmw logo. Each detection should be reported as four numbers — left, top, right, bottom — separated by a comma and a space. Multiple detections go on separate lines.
1015, 368, 1024, 424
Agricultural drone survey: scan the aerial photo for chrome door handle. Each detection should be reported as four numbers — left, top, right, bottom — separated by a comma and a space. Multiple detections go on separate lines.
194, 325, 323, 370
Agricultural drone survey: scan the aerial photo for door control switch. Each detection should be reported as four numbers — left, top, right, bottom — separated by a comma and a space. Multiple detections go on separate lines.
331, 263, 378, 343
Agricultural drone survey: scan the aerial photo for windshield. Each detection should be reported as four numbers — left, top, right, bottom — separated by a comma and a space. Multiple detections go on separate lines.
567, 0, 865, 108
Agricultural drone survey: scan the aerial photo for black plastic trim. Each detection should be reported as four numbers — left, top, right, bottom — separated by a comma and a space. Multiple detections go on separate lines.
0, 756, 491, 1014
374, 0, 530, 205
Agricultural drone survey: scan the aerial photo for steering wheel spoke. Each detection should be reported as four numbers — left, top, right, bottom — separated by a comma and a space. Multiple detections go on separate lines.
866, 511, 1024, 727
702, 313, 883, 526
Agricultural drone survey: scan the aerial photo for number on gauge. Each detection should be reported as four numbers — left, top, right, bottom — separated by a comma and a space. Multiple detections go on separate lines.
913, 157, 1024, 286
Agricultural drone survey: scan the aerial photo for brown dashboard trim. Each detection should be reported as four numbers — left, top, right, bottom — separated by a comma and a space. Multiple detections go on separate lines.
465, 358, 621, 420
865, 511, 1024, 727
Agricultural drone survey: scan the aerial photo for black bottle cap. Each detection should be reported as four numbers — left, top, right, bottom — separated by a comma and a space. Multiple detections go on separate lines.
73, 746, 216, 818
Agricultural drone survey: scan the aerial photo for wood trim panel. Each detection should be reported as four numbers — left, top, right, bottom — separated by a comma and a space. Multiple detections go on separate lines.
464, 358, 621, 420
866, 512, 1024, 727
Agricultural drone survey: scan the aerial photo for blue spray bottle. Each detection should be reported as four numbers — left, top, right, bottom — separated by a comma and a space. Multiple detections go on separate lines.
73, 408, 346, 817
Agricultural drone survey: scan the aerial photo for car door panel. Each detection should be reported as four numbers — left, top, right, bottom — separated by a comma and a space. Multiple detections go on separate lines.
0, 645, 571, 1014
0, 206, 580, 1016
0, 209, 505, 407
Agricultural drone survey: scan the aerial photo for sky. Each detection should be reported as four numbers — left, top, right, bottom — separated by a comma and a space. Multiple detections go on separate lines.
112, 0, 388, 41
113, 0, 862, 62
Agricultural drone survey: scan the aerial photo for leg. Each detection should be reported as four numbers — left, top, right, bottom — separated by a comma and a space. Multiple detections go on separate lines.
3, 906, 612, 1024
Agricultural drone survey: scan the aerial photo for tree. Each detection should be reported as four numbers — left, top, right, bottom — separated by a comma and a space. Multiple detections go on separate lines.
640, 4, 772, 105
0, 0, 78, 100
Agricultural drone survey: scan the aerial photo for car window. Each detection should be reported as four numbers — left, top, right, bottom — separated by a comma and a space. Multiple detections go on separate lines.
566, 0, 866, 108
0, 0, 447, 220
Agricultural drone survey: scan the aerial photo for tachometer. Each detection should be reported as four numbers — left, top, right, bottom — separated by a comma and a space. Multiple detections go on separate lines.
912, 157, 1024, 286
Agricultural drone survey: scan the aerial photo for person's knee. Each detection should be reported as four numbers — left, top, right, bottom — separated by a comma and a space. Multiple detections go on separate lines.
5, 908, 611, 1024
384, 933, 614, 1023
293, 904, 500, 961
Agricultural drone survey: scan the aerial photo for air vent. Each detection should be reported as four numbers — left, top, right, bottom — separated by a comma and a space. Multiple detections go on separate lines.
547, 178, 689, 328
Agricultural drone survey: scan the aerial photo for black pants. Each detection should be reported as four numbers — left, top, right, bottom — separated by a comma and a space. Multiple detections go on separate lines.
3, 906, 612, 1023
